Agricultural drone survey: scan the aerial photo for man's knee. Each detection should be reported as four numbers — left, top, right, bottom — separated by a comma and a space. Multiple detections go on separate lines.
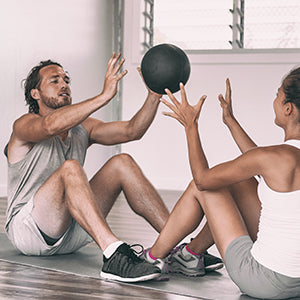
110, 153, 138, 171
61, 159, 84, 176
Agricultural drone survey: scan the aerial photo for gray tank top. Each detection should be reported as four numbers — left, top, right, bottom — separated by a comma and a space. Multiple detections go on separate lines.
6, 124, 89, 230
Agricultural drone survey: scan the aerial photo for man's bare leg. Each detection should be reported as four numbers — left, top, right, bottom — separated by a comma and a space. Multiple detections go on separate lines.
89, 153, 169, 232
32, 154, 169, 250
31, 156, 164, 282
31, 159, 118, 250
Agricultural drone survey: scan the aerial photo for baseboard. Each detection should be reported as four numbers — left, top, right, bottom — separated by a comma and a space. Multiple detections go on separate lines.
0, 185, 7, 197
152, 178, 191, 192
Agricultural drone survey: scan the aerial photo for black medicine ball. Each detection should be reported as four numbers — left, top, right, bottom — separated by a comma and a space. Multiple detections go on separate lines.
141, 43, 191, 94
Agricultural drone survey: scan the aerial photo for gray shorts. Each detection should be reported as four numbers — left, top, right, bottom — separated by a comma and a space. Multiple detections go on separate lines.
224, 235, 300, 299
7, 197, 93, 256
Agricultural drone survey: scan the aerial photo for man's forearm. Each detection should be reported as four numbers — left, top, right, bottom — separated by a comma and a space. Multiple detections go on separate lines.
127, 93, 160, 140
43, 94, 109, 135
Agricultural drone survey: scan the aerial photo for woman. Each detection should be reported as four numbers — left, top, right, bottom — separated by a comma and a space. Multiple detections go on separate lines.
143, 68, 300, 299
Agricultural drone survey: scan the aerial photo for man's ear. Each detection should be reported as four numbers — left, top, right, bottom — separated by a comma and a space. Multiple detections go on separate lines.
31, 88, 40, 100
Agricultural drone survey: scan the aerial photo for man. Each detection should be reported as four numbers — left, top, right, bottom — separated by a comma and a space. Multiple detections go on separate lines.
5, 53, 169, 282
5, 53, 223, 283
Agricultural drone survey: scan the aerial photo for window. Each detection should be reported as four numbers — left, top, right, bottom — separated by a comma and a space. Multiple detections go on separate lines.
141, 0, 300, 51
245, 0, 300, 49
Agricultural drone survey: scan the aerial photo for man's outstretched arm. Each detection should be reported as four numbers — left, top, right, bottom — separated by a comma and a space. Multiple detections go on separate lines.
13, 53, 127, 144
84, 68, 162, 145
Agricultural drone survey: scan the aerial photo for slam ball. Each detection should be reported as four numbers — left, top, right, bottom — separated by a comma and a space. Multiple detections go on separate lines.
141, 43, 190, 94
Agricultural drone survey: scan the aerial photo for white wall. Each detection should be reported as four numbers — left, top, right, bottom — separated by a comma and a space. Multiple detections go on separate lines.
2, 0, 300, 196
122, 0, 300, 191
0, 0, 115, 196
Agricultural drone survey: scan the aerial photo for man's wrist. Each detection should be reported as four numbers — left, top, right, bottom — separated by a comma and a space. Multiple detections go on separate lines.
147, 92, 161, 104
97, 93, 111, 106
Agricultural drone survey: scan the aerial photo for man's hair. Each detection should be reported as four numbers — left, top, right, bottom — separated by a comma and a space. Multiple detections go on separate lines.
24, 60, 63, 114
282, 66, 300, 112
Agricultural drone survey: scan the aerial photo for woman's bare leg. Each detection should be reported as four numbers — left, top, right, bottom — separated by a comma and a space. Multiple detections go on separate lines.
193, 183, 249, 260
187, 177, 261, 254
228, 177, 261, 241
150, 181, 206, 258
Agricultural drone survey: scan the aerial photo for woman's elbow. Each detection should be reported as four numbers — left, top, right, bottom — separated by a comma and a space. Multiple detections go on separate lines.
194, 179, 207, 191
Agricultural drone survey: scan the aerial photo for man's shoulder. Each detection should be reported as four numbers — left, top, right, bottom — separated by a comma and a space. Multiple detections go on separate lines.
12, 113, 41, 134
6, 133, 34, 164
7, 113, 41, 163
14, 112, 40, 123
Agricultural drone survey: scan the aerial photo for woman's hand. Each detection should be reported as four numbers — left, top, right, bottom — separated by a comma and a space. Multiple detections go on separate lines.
160, 83, 207, 128
218, 78, 234, 125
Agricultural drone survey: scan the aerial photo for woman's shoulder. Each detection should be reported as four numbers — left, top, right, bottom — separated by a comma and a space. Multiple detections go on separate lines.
257, 143, 300, 192
258, 143, 299, 164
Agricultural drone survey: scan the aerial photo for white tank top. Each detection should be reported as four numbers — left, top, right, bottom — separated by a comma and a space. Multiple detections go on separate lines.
251, 139, 300, 277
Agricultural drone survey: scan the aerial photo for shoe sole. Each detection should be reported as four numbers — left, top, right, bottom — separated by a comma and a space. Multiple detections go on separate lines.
168, 264, 205, 277
100, 271, 160, 283
169, 269, 205, 277
205, 263, 224, 272
167, 263, 224, 276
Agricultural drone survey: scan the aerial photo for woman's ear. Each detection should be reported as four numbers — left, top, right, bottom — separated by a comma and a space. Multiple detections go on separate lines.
30, 88, 40, 100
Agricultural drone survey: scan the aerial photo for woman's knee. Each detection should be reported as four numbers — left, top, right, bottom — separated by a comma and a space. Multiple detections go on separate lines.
187, 180, 211, 198
189, 180, 231, 204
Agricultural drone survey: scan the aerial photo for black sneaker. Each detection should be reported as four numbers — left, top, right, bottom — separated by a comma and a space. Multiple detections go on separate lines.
203, 251, 224, 272
100, 243, 161, 282
183, 238, 224, 272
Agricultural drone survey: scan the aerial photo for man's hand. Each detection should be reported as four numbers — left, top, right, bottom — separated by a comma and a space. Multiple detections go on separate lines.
101, 52, 128, 102
137, 67, 162, 98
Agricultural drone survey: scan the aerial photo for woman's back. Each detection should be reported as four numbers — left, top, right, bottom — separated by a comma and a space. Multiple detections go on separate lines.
251, 139, 300, 277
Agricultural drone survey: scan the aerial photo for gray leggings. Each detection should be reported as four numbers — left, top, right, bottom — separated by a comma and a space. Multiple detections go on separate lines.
224, 235, 300, 299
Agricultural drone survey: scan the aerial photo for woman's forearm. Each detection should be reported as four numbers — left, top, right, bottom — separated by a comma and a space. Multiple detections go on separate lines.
185, 123, 209, 188
225, 116, 257, 153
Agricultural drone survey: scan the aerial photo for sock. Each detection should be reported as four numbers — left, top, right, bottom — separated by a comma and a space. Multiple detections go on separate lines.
147, 249, 157, 262
103, 241, 124, 259
184, 245, 200, 256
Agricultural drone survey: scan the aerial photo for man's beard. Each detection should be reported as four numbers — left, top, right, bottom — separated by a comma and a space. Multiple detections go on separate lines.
42, 95, 71, 109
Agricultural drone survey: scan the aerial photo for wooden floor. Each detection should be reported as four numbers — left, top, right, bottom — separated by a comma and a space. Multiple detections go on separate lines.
0, 260, 194, 300
0, 192, 204, 300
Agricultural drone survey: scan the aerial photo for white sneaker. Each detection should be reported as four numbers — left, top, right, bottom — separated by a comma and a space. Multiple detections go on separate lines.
140, 248, 168, 273
167, 244, 205, 276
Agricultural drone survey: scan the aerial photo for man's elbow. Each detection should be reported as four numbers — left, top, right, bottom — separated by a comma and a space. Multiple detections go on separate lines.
126, 126, 144, 142
42, 117, 58, 137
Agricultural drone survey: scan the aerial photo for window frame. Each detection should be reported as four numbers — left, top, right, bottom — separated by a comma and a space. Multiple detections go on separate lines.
139, 0, 300, 55
124, 0, 300, 67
